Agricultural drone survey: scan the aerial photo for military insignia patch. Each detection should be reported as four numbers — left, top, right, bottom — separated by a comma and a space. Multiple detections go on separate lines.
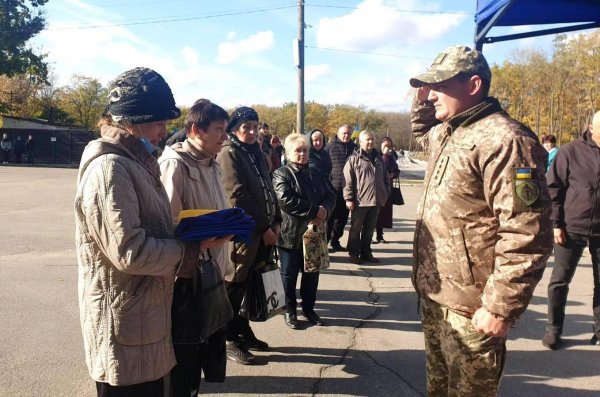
513, 167, 542, 212
432, 53, 447, 66
515, 180, 539, 206
515, 167, 533, 179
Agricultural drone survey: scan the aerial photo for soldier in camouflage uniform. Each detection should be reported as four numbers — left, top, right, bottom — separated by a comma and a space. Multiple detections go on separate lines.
409, 45, 553, 397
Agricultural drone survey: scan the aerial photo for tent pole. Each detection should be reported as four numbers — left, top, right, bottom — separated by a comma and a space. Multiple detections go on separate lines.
474, 0, 518, 51
483, 22, 600, 45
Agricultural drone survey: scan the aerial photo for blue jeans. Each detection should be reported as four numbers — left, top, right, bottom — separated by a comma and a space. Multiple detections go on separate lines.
546, 232, 600, 338
278, 246, 319, 314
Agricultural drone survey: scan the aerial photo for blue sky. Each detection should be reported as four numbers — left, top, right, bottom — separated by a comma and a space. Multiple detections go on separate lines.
33, 0, 568, 112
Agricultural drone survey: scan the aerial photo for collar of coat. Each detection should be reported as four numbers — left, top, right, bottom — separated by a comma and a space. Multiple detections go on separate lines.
356, 147, 380, 164
99, 125, 160, 177
228, 133, 261, 155
447, 97, 504, 132
581, 129, 600, 149
182, 138, 216, 166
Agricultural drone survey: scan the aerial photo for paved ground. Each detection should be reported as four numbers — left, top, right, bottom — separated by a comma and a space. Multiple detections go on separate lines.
0, 166, 599, 396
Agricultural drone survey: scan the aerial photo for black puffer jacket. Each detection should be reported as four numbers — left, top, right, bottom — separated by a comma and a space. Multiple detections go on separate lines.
272, 163, 336, 249
548, 130, 600, 236
325, 136, 356, 191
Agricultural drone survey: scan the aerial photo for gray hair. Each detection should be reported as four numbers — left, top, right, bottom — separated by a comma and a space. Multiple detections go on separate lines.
359, 130, 374, 141
310, 129, 324, 140
284, 133, 309, 154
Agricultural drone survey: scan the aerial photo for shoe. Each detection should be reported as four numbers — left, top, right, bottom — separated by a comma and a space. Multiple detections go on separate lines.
284, 312, 299, 329
349, 253, 362, 264
302, 310, 324, 326
226, 341, 255, 365
361, 254, 380, 263
379, 238, 387, 244
591, 334, 599, 346
240, 332, 269, 351
542, 332, 561, 350
372, 239, 380, 245
330, 241, 347, 252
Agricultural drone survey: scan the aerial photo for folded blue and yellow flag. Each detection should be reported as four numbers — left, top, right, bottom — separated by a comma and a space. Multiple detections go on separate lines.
175, 207, 255, 244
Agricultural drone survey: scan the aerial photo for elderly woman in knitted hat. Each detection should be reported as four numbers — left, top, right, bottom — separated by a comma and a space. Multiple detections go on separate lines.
75, 67, 206, 397
217, 106, 282, 365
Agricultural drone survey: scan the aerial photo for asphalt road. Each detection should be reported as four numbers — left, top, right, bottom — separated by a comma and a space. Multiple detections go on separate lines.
0, 166, 598, 396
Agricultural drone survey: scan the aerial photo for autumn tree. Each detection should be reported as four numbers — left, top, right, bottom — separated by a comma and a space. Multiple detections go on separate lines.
490, 29, 600, 144
57, 75, 106, 129
304, 101, 329, 133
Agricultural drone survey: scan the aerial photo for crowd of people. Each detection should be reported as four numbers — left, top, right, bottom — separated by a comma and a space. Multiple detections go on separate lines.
74, 43, 600, 397
1, 133, 35, 164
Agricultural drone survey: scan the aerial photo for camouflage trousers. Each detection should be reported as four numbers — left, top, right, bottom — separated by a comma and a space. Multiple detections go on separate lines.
421, 298, 506, 397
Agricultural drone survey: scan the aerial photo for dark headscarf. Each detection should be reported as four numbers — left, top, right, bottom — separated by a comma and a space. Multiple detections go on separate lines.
227, 106, 259, 133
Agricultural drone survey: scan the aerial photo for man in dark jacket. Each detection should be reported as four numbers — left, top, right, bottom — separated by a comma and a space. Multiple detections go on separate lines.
25, 135, 35, 164
13, 136, 24, 164
324, 124, 356, 251
542, 111, 600, 349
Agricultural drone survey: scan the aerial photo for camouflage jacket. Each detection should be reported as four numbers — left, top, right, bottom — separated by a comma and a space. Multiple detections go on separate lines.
412, 97, 553, 321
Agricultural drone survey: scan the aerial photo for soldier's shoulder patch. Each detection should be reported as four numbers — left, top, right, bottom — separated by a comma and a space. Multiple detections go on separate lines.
513, 167, 542, 212
515, 167, 533, 179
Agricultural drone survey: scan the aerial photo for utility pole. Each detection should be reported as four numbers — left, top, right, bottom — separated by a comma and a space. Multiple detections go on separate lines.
296, 0, 305, 135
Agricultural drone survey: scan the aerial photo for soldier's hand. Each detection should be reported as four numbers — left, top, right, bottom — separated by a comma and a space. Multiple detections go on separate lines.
553, 228, 566, 245
346, 200, 355, 211
415, 86, 430, 102
471, 307, 510, 337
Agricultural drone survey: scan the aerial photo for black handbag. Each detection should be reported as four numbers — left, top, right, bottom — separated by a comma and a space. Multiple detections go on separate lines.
171, 251, 233, 344
391, 178, 404, 206
239, 250, 286, 322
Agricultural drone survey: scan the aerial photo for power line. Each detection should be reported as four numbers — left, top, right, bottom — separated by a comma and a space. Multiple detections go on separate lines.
306, 45, 431, 60
306, 3, 471, 16
42, 4, 297, 31
91, 0, 199, 8
86, 0, 289, 10
88, 0, 200, 8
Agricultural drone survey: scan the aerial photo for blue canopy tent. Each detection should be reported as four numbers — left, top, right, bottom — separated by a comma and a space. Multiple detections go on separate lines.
475, 0, 600, 50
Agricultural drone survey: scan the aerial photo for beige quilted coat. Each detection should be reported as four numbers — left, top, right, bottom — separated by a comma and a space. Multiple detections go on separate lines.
74, 126, 198, 386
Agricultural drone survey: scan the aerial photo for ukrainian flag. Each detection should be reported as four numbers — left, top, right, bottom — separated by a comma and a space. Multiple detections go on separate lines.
516, 168, 532, 179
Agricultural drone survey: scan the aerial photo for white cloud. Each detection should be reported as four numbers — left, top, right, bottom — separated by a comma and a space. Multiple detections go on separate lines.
181, 46, 199, 66
305, 64, 331, 82
316, 0, 466, 51
217, 31, 275, 64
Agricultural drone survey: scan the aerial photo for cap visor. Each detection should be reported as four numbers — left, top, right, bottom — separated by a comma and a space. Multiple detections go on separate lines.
409, 70, 459, 88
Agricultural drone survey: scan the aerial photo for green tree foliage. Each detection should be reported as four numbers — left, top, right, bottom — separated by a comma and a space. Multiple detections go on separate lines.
490, 30, 600, 144
166, 105, 189, 134
0, 0, 49, 82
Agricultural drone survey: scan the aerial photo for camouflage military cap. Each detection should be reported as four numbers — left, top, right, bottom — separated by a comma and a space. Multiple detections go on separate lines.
409, 45, 491, 88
